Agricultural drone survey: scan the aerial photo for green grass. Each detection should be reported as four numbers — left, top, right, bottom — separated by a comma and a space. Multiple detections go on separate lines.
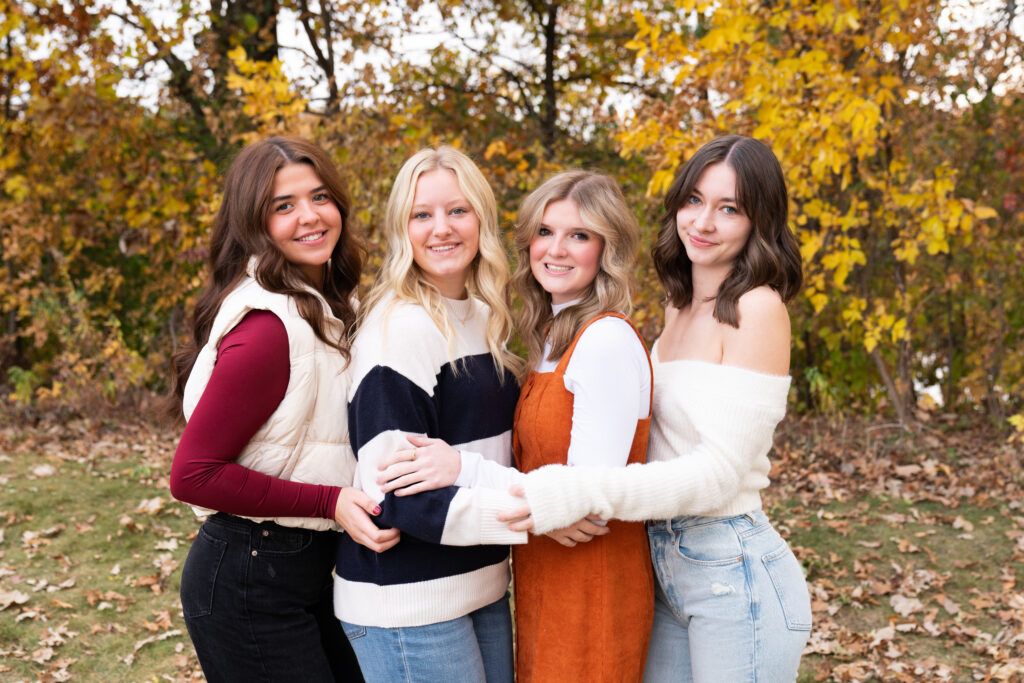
0, 421, 200, 681
2, 416, 1021, 681
777, 495, 1019, 681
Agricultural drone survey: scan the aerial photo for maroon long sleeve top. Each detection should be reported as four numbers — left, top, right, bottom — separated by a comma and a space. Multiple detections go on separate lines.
169, 310, 342, 519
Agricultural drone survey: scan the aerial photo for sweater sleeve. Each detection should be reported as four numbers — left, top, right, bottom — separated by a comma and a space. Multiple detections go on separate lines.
521, 366, 788, 534
169, 310, 342, 519
347, 304, 526, 546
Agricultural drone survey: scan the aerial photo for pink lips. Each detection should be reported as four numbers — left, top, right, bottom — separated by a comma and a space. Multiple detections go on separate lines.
688, 234, 717, 248
295, 231, 327, 244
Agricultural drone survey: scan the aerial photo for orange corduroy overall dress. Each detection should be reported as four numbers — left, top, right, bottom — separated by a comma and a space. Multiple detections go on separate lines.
512, 313, 655, 683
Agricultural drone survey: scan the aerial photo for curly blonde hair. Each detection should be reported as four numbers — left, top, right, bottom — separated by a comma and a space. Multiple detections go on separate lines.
359, 145, 522, 377
512, 170, 640, 377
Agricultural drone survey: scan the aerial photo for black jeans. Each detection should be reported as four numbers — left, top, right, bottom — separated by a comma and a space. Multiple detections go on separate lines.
180, 513, 363, 682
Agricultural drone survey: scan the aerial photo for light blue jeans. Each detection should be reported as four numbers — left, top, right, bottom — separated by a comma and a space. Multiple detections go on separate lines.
643, 510, 811, 683
340, 593, 513, 683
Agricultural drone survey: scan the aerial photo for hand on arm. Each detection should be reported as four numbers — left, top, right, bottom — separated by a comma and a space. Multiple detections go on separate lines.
333, 487, 400, 553
544, 518, 610, 547
495, 485, 607, 544
377, 434, 462, 496
497, 485, 533, 532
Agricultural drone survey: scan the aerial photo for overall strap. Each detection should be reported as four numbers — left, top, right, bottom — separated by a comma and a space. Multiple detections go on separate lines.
553, 312, 653, 406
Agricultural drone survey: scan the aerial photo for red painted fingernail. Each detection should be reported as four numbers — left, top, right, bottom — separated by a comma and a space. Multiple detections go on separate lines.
372, 506, 382, 516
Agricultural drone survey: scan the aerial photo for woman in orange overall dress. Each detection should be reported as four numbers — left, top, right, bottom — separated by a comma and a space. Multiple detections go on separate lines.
508, 170, 654, 682
375, 170, 654, 681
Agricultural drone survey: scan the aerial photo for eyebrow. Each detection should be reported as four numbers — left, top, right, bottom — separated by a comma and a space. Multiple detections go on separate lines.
540, 222, 590, 232
691, 189, 737, 203
272, 185, 327, 203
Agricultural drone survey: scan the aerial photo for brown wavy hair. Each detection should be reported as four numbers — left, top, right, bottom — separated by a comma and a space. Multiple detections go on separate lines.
512, 170, 639, 378
653, 135, 802, 326
168, 136, 363, 415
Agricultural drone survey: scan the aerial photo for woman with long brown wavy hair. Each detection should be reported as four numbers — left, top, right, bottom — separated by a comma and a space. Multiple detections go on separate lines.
168, 136, 396, 682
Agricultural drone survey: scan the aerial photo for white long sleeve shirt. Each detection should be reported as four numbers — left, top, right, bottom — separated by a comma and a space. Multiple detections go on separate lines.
456, 301, 650, 490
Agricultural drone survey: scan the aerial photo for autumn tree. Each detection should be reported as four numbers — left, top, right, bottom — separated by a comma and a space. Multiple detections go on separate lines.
619, 0, 1022, 424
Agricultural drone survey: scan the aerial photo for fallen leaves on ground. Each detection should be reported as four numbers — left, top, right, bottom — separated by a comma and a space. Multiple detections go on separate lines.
770, 414, 1024, 681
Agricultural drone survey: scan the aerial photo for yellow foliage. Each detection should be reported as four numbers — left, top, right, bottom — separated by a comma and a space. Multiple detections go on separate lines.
973, 205, 999, 220
485, 140, 508, 160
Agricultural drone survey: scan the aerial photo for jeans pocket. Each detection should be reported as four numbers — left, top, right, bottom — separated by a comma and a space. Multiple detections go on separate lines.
255, 526, 314, 555
180, 527, 228, 619
673, 520, 744, 567
340, 621, 366, 640
763, 542, 812, 631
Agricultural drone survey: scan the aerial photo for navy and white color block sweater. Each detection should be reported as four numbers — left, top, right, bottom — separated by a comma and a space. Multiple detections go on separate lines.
333, 293, 527, 628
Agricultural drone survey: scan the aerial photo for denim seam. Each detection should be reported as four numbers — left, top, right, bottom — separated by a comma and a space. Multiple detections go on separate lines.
396, 627, 414, 683
242, 538, 271, 682
744, 536, 760, 683
762, 544, 813, 631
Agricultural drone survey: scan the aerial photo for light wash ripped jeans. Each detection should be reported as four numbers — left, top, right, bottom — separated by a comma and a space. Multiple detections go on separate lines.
643, 510, 811, 683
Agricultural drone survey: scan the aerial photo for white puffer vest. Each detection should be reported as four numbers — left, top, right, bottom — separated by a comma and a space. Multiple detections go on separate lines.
182, 274, 355, 532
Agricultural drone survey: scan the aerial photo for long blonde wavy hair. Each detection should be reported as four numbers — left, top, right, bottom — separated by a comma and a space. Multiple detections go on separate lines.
359, 146, 522, 377
512, 170, 640, 378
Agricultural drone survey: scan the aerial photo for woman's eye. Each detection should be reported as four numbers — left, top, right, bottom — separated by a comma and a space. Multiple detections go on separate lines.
537, 227, 552, 236
313, 192, 330, 203
451, 207, 469, 216
275, 202, 293, 213
412, 211, 429, 220
571, 231, 590, 241
687, 195, 701, 205
722, 205, 738, 215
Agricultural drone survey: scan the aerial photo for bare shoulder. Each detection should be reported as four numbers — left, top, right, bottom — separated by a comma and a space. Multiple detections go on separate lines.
737, 286, 789, 329
723, 287, 791, 375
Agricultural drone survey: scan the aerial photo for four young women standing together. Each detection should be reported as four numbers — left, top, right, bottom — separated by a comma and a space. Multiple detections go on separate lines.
170, 133, 811, 682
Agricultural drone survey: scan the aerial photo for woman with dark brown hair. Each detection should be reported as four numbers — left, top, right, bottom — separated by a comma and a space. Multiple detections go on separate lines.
168, 136, 396, 682
501, 136, 811, 681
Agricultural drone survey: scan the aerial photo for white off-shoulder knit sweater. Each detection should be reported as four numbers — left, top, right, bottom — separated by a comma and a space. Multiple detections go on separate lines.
521, 342, 791, 535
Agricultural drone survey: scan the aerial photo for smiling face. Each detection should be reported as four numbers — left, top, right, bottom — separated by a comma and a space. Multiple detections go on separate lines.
675, 162, 753, 274
266, 162, 343, 285
407, 168, 481, 299
529, 198, 604, 305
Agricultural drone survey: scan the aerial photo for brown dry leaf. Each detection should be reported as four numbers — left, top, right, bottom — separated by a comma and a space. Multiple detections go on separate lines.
0, 588, 30, 610
129, 629, 184, 659
136, 497, 165, 515
894, 464, 922, 477
119, 515, 141, 532
952, 515, 974, 532
154, 538, 179, 551
869, 624, 895, 648
936, 594, 960, 615
894, 538, 920, 553
31, 464, 57, 477
22, 524, 66, 548
150, 609, 173, 630
890, 593, 924, 616
39, 622, 77, 647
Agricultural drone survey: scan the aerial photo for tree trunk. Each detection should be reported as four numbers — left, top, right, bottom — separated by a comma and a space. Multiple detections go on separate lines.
540, 1, 559, 156
872, 349, 911, 425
